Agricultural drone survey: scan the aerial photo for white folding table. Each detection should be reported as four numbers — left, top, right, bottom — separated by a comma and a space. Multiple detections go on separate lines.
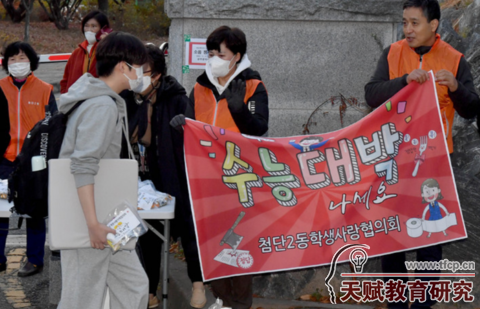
138, 199, 175, 309
0, 198, 175, 309
0, 199, 11, 217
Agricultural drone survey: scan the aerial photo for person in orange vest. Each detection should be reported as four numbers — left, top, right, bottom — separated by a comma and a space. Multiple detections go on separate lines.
364, 1, 479, 308
0, 41, 57, 277
60, 10, 110, 94
171, 26, 268, 309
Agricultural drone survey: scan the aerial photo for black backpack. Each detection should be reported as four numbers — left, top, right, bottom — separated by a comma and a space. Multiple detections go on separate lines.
8, 100, 85, 218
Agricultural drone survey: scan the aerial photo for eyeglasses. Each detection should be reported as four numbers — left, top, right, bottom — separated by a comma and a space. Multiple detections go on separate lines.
125, 62, 143, 77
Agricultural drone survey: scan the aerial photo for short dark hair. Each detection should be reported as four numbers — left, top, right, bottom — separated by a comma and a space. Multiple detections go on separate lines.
81, 10, 109, 34
403, 0, 441, 23
95, 32, 147, 77
207, 26, 247, 63
146, 44, 166, 77
2, 41, 39, 73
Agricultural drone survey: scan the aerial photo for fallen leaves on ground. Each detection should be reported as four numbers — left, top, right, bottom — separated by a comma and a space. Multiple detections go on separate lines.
169, 241, 185, 261
0, 21, 167, 55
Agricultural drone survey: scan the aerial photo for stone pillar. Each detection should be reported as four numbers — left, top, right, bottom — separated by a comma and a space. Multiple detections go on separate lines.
165, 0, 403, 137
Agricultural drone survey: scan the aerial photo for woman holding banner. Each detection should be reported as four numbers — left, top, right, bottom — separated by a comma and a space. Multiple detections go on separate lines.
171, 25, 269, 309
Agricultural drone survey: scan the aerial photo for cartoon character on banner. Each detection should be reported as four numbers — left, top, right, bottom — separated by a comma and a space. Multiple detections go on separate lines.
406, 178, 457, 238
213, 211, 254, 269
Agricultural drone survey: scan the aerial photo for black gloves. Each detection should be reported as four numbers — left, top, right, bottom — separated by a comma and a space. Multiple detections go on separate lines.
224, 80, 246, 113
170, 114, 186, 132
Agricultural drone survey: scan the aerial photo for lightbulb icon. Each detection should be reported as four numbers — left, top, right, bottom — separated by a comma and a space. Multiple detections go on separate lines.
349, 248, 368, 273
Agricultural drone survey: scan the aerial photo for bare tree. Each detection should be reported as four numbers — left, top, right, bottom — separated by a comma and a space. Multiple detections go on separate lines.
37, 0, 83, 30
20, 0, 34, 42
98, 0, 108, 14
0, 0, 26, 23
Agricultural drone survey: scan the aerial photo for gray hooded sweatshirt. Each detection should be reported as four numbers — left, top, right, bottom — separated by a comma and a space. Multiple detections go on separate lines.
58, 73, 126, 188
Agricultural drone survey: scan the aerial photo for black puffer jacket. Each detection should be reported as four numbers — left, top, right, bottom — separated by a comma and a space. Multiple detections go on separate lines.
146, 76, 193, 237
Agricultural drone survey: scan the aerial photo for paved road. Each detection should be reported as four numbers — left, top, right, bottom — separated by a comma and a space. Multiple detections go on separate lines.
0, 61, 66, 308
0, 244, 53, 309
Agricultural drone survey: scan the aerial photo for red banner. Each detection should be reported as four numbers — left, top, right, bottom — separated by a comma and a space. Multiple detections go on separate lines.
184, 72, 466, 281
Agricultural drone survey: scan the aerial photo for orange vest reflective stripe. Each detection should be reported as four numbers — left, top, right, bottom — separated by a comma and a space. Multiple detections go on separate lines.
194, 79, 263, 133
387, 34, 462, 153
0, 74, 52, 162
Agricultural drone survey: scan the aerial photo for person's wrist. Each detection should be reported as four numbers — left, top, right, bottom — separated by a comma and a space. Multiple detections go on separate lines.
87, 220, 100, 229
449, 80, 458, 92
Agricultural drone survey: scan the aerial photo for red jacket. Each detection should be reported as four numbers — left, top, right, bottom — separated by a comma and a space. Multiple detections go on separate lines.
60, 40, 98, 93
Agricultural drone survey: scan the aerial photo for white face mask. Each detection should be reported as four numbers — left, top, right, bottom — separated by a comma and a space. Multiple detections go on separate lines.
85, 31, 97, 45
8, 62, 31, 78
140, 75, 151, 93
208, 56, 236, 78
124, 63, 144, 93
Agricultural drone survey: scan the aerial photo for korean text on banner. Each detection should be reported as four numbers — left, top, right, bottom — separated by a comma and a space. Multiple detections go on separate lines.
184, 72, 466, 281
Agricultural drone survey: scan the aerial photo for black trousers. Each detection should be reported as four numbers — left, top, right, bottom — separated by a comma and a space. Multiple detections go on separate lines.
138, 218, 202, 295
381, 244, 442, 308
210, 275, 253, 309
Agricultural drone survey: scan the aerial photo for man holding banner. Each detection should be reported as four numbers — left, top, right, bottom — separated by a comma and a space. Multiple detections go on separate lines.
365, 0, 480, 308
176, 2, 477, 307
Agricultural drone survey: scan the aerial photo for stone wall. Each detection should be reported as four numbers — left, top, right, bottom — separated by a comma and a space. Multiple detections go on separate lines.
165, 0, 403, 137
166, 1, 480, 307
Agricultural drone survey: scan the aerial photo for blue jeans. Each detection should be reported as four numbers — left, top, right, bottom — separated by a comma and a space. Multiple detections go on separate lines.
0, 217, 46, 266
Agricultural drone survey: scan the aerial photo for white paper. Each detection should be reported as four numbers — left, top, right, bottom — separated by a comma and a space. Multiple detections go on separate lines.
106, 208, 141, 245
138, 192, 158, 210
137, 179, 172, 209
422, 213, 457, 233
0, 179, 7, 199
214, 249, 249, 267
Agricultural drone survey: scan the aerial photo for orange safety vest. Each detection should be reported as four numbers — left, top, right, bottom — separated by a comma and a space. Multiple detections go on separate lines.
387, 34, 462, 153
0, 74, 52, 162
194, 79, 263, 133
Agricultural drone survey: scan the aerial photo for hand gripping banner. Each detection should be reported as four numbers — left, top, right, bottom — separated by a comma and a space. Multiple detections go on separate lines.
184, 71, 466, 281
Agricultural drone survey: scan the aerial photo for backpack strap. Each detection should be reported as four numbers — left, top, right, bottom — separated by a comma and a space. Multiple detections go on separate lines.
64, 99, 87, 117
122, 118, 135, 160
63, 97, 135, 159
